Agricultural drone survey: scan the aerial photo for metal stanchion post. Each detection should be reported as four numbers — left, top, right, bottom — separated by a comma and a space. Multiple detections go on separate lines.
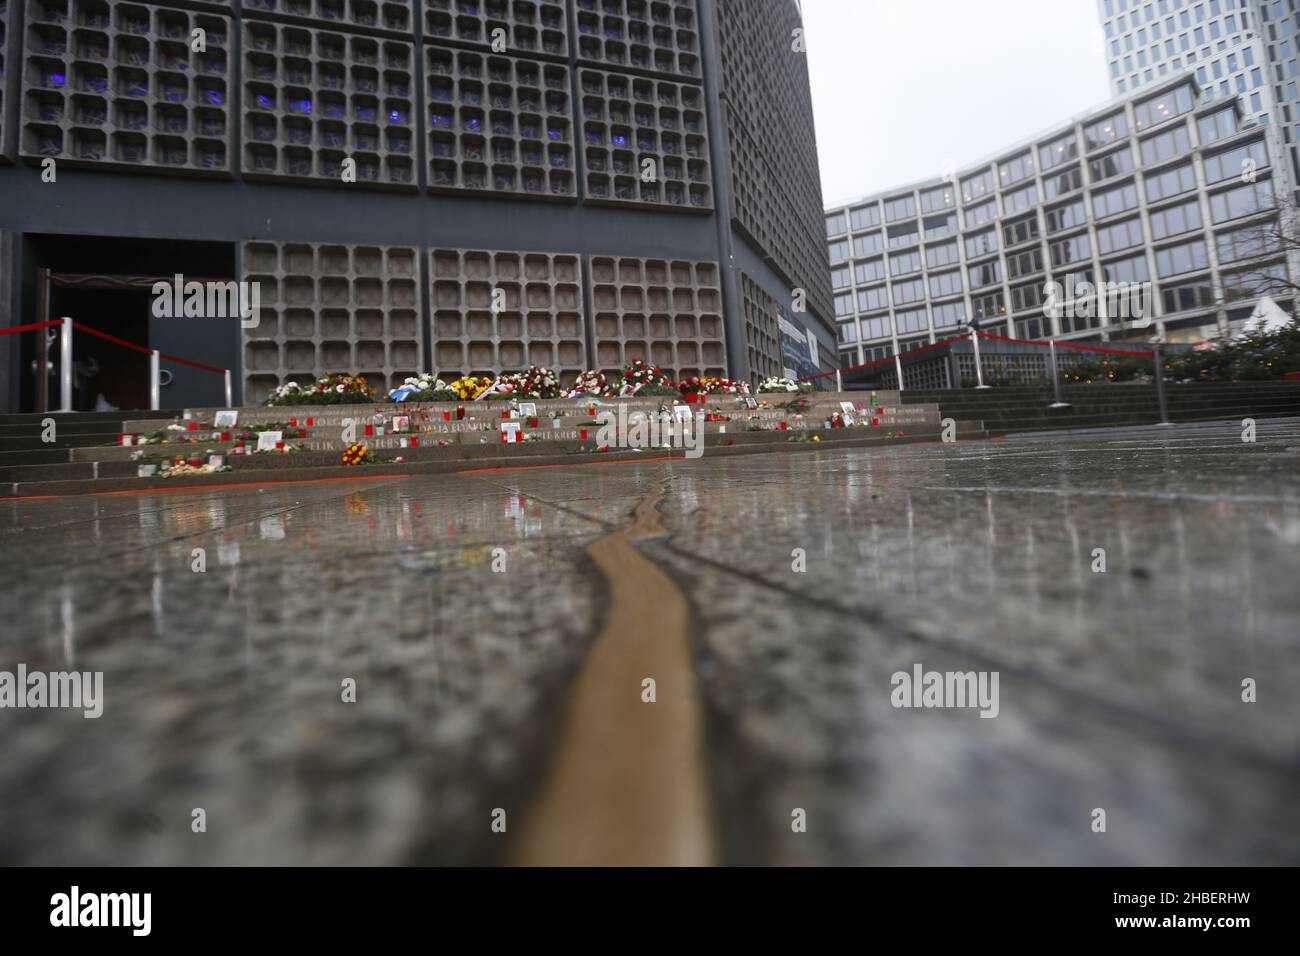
224, 369, 233, 408
1152, 343, 1172, 427
894, 353, 905, 392
150, 350, 161, 410
59, 317, 73, 412
1048, 339, 1070, 408
970, 326, 991, 389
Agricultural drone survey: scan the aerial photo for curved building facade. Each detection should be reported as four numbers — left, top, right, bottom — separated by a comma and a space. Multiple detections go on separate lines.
825, 74, 1296, 373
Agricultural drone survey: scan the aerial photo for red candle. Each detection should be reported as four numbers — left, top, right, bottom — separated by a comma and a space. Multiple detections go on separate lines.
364, 424, 374, 436
410, 437, 418, 447
443, 411, 451, 421
187, 421, 197, 431
580, 429, 588, 440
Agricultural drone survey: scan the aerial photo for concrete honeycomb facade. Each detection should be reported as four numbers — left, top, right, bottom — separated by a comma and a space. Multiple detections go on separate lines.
0, 0, 836, 413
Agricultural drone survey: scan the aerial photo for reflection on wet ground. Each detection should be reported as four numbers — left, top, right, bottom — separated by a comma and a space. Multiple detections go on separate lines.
1, 421, 1297, 864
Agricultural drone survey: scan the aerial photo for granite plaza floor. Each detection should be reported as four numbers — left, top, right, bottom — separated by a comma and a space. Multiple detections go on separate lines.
1, 420, 1297, 865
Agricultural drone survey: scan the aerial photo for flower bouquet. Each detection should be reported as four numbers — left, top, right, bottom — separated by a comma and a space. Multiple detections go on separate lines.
449, 375, 493, 400
757, 376, 813, 394
481, 366, 562, 399
567, 369, 613, 398
618, 358, 676, 396
341, 443, 376, 466
388, 373, 458, 403
266, 374, 376, 406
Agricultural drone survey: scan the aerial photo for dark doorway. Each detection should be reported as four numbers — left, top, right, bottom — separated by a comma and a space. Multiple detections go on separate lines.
51, 286, 151, 411
19, 235, 238, 412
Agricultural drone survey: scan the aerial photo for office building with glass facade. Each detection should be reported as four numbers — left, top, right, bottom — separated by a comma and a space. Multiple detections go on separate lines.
824, 73, 1295, 371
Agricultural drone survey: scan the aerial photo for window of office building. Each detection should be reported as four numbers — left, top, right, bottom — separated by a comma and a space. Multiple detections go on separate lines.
971, 290, 1005, 320
887, 222, 920, 248
998, 151, 1036, 186
1139, 122, 1192, 163
1003, 215, 1040, 248
1144, 161, 1196, 202
1045, 199, 1087, 233
884, 193, 917, 222
854, 232, 884, 256
965, 229, 999, 259
1096, 216, 1145, 254
1215, 223, 1272, 263
834, 292, 854, 317
1089, 146, 1135, 183
968, 260, 1002, 289
826, 213, 847, 237
1148, 198, 1202, 240
850, 204, 881, 231
965, 198, 997, 228
932, 301, 966, 328
925, 240, 960, 269
857, 285, 889, 313
1084, 112, 1129, 149
1050, 232, 1092, 267
1044, 165, 1084, 200
838, 321, 858, 344
1101, 253, 1150, 283
1133, 84, 1195, 129
890, 249, 922, 276
1007, 248, 1045, 279
1210, 180, 1273, 222
855, 258, 886, 284
1222, 263, 1286, 300
893, 278, 925, 305
831, 265, 851, 289
861, 316, 891, 340
1198, 107, 1239, 144
1202, 139, 1268, 184
924, 213, 957, 240
1003, 183, 1038, 215
1161, 278, 1215, 312
919, 184, 955, 213
1155, 238, 1209, 277
929, 270, 964, 298
1039, 132, 1079, 170
895, 309, 929, 335
960, 168, 995, 203
1010, 281, 1045, 313
1093, 181, 1140, 218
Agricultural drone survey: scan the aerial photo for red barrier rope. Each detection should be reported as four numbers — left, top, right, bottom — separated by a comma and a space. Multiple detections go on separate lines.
798, 332, 969, 382
0, 319, 63, 336
70, 321, 227, 374
977, 330, 1153, 357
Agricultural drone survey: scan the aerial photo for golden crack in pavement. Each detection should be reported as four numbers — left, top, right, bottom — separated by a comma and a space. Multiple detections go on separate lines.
510, 476, 716, 866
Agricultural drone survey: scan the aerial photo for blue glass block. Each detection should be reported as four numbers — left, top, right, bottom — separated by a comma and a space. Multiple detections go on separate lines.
546, 127, 562, 141
431, 112, 452, 128
355, 105, 376, 121
45, 70, 66, 88
202, 89, 223, 106
127, 82, 149, 97
323, 102, 346, 118
388, 109, 406, 124
256, 94, 274, 110
288, 98, 312, 114
612, 133, 627, 146
465, 117, 481, 131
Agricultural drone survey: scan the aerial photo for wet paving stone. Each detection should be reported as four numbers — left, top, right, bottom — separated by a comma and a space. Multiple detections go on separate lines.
0, 421, 1296, 864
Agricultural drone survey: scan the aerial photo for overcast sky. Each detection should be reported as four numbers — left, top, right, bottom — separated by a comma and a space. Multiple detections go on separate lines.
803, 0, 1112, 208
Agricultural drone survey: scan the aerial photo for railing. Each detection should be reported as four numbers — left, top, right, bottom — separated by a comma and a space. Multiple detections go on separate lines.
0, 317, 232, 411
